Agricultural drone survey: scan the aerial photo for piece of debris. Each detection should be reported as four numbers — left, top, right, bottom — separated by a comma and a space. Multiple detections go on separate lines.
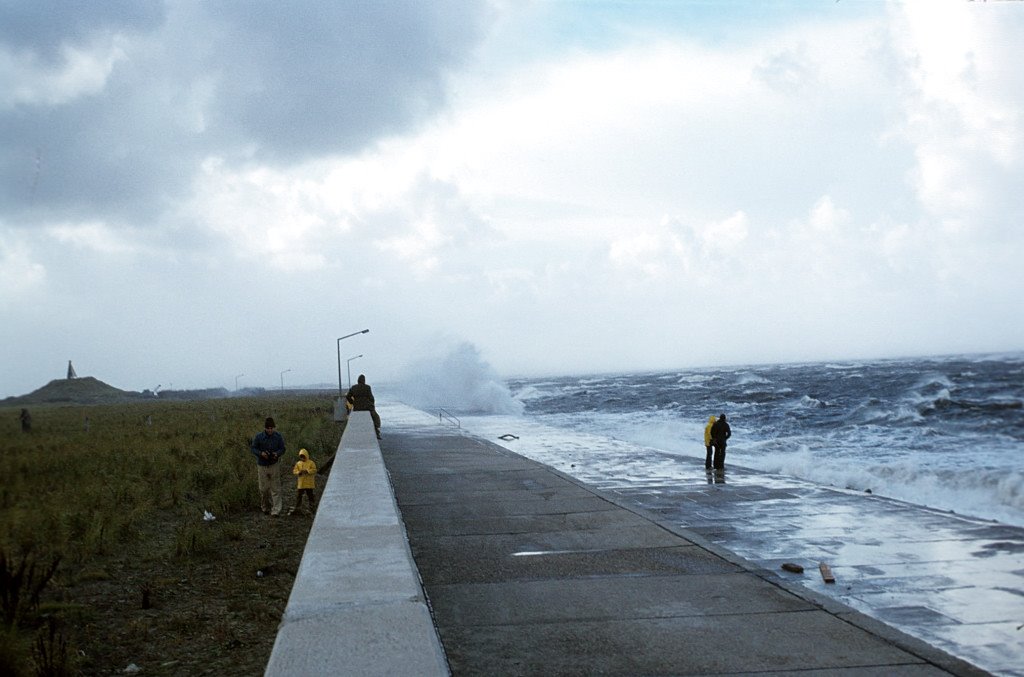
498, 434, 519, 441
124, 664, 141, 674
781, 562, 804, 573
203, 510, 216, 521
819, 562, 836, 583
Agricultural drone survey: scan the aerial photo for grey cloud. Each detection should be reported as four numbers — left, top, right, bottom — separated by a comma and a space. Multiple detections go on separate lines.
0, 0, 164, 62
201, 1, 491, 162
0, 0, 492, 225
1, 68, 205, 224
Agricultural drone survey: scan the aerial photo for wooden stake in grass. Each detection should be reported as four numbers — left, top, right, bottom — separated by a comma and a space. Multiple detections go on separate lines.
819, 562, 835, 583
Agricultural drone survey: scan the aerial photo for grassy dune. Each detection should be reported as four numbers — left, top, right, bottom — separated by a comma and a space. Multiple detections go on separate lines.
1, 394, 341, 676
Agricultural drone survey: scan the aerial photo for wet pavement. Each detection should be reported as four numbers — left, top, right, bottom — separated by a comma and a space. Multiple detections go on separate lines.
399, 407, 1024, 677
378, 404, 1001, 676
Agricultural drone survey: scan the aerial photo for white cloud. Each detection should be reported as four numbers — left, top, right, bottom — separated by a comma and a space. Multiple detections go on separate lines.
697, 211, 750, 256
0, 231, 46, 308
188, 158, 339, 270
0, 37, 126, 109
607, 226, 685, 279
48, 220, 139, 255
892, 1, 1024, 232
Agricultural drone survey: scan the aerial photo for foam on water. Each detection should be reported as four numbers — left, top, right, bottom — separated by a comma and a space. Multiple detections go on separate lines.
525, 407, 1024, 527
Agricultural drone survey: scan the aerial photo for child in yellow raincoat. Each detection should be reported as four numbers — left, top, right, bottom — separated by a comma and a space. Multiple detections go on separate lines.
289, 448, 317, 515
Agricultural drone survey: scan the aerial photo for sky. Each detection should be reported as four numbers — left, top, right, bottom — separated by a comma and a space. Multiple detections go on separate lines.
2, 0, 1023, 398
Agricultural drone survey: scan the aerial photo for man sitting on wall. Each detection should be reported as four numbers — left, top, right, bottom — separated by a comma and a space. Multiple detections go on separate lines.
346, 374, 382, 439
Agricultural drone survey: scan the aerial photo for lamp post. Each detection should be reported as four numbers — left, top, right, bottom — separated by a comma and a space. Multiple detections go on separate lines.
346, 354, 363, 390
336, 329, 369, 397
280, 369, 291, 392
235, 374, 244, 391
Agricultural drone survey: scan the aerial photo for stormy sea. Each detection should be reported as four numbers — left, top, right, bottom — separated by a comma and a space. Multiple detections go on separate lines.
503, 352, 1024, 528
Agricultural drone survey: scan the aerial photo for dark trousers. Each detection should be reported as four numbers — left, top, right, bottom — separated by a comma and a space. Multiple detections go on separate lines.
705, 445, 713, 469
295, 488, 316, 509
712, 443, 726, 470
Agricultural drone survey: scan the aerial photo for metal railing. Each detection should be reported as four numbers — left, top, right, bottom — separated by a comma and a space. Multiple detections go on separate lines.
438, 408, 461, 428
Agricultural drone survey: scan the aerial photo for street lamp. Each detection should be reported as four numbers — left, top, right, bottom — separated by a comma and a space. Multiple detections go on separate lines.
235, 373, 244, 391
346, 354, 363, 390
336, 329, 369, 397
280, 369, 291, 392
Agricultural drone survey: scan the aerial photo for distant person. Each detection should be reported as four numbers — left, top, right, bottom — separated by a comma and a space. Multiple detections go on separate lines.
251, 417, 286, 517
289, 448, 318, 516
703, 414, 717, 469
19, 408, 31, 433
346, 374, 382, 439
711, 413, 732, 470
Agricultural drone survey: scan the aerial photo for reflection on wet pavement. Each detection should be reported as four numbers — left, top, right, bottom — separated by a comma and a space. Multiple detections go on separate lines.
420, 410, 1024, 677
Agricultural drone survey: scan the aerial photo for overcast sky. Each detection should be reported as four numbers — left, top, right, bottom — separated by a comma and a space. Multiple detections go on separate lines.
2, 0, 1022, 398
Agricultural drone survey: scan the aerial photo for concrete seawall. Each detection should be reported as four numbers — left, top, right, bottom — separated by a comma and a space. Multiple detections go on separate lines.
264, 411, 449, 676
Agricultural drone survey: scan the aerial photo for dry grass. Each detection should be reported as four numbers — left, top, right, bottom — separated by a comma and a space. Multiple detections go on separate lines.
1, 395, 341, 676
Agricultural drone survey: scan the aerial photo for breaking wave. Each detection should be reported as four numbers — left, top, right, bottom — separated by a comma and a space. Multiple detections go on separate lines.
393, 341, 524, 415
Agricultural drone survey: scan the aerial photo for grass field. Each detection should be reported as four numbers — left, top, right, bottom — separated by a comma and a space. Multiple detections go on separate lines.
1, 394, 341, 676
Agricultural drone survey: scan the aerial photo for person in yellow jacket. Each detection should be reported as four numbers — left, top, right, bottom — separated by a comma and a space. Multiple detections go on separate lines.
703, 415, 717, 470
289, 448, 318, 516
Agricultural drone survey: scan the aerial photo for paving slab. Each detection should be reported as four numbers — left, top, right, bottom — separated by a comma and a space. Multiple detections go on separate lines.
398, 504, 653, 537
426, 572, 815, 624
437, 613, 935, 676
380, 423, 990, 677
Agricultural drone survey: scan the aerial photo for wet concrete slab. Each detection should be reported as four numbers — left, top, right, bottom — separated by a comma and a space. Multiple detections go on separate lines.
379, 414, 990, 676
425, 408, 1024, 677
426, 572, 815, 624
437, 612, 938, 676
395, 494, 618, 521
398, 504, 653, 537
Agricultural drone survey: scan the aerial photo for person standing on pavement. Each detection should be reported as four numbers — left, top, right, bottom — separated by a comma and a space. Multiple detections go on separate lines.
710, 413, 732, 470
251, 416, 286, 516
346, 374, 382, 439
703, 414, 717, 470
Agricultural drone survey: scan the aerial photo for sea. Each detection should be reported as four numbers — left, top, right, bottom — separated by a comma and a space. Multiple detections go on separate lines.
389, 349, 1024, 674
499, 352, 1024, 528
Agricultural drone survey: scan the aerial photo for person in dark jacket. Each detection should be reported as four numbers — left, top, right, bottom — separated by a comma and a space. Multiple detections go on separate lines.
346, 374, 382, 439
710, 413, 732, 470
251, 416, 286, 516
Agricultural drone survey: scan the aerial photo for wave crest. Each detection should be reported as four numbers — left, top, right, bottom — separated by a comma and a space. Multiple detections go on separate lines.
394, 341, 524, 415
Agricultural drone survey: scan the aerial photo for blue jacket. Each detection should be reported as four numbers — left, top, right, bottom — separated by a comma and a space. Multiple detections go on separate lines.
251, 431, 286, 466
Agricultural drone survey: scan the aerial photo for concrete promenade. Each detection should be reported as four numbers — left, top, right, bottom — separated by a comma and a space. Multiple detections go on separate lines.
267, 410, 992, 676
381, 418, 991, 676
